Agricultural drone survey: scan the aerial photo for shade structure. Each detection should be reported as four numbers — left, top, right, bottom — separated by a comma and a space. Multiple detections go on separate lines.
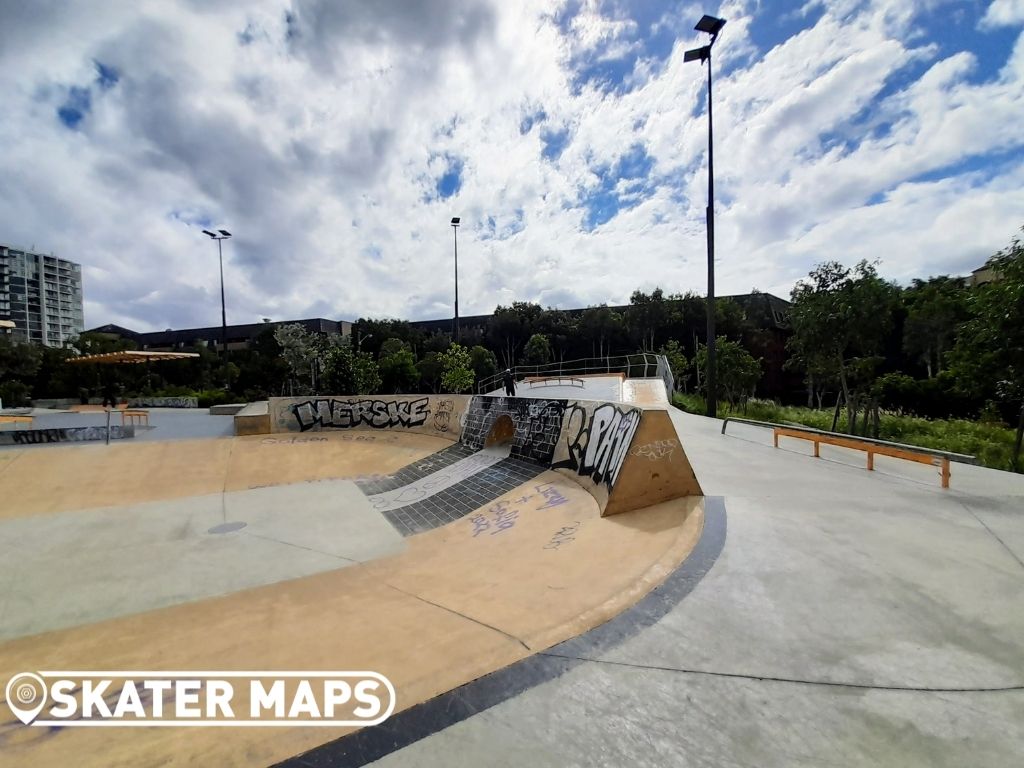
66, 350, 200, 365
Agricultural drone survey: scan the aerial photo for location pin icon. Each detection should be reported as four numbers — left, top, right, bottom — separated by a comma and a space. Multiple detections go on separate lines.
5, 673, 48, 725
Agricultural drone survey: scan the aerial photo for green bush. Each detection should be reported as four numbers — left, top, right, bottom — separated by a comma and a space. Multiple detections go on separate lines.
672, 393, 1019, 473
873, 372, 975, 419
197, 389, 237, 408
152, 385, 199, 398
0, 380, 31, 408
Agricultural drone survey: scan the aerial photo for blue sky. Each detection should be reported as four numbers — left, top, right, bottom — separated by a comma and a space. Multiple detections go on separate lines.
0, 0, 1022, 331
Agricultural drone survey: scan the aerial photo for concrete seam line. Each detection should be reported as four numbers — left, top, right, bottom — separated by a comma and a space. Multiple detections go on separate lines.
382, 582, 532, 651
533, 655, 1024, 693
0, 450, 26, 482
240, 530, 360, 563
956, 499, 1024, 572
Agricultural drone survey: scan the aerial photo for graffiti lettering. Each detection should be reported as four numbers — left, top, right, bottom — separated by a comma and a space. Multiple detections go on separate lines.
127, 397, 197, 408
631, 439, 678, 461
433, 398, 454, 432
260, 436, 329, 444
544, 521, 581, 550
553, 404, 641, 489
291, 398, 430, 432
535, 482, 568, 510
1, 426, 134, 445
468, 500, 520, 537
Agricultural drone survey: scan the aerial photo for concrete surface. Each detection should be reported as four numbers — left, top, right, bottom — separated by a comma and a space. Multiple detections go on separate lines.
0, 423, 703, 768
0, 480, 405, 640
0, 460, 701, 767
370, 410, 1024, 768
487, 375, 625, 402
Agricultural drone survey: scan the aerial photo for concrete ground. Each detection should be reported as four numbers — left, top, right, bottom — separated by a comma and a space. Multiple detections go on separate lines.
370, 409, 1024, 768
0, 480, 404, 640
0, 430, 701, 767
487, 375, 625, 402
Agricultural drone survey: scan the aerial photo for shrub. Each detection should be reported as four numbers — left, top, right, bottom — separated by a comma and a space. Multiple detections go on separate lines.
0, 380, 31, 407
197, 389, 237, 408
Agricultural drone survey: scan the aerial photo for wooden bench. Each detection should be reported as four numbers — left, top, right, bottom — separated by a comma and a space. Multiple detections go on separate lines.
121, 409, 149, 427
0, 415, 33, 428
773, 427, 954, 488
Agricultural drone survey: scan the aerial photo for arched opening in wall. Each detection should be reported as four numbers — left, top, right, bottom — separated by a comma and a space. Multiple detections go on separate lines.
485, 415, 516, 448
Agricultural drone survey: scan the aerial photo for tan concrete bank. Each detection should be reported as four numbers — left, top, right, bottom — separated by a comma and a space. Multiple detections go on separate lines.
0, 396, 703, 767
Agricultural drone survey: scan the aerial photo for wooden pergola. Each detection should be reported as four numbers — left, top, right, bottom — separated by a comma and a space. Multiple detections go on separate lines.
66, 350, 200, 365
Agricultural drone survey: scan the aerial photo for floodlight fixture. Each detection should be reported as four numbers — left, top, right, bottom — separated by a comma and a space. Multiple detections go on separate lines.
695, 14, 726, 36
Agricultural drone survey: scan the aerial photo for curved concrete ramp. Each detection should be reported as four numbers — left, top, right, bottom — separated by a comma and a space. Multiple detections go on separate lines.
264, 393, 702, 517
0, 428, 704, 767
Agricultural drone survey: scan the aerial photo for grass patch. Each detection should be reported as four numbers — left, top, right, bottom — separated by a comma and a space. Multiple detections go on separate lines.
672, 393, 1021, 473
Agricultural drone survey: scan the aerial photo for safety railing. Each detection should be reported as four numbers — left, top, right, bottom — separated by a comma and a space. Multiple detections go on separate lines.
721, 417, 977, 488
477, 353, 672, 394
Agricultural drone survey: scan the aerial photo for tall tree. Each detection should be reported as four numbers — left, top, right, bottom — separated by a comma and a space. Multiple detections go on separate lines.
658, 339, 688, 393
488, 302, 541, 367
579, 304, 625, 358
439, 344, 475, 393
274, 324, 318, 394
696, 337, 762, 408
902, 276, 969, 378
378, 338, 419, 393
322, 340, 381, 395
625, 288, 668, 352
522, 333, 553, 366
949, 230, 1024, 468
537, 308, 578, 362
788, 260, 899, 434
469, 345, 498, 383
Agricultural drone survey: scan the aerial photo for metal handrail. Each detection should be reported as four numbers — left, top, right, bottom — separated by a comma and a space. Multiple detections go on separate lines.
720, 417, 978, 464
477, 353, 670, 394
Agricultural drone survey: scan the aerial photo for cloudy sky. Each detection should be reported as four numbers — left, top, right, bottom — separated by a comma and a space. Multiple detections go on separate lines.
1, 0, 1022, 332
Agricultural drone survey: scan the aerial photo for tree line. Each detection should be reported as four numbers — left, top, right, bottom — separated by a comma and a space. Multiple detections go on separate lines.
1, 228, 1020, 465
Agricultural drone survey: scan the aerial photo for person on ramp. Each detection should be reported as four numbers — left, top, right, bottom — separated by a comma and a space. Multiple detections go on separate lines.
502, 368, 516, 397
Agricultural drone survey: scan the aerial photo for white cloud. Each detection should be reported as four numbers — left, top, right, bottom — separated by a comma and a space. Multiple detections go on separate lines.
980, 0, 1024, 29
0, 0, 1021, 333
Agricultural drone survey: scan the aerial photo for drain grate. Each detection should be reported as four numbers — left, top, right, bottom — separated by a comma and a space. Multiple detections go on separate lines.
208, 521, 247, 534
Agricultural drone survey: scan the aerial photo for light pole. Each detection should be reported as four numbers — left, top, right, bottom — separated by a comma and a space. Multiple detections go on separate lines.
451, 217, 461, 344
685, 13, 725, 419
201, 229, 232, 357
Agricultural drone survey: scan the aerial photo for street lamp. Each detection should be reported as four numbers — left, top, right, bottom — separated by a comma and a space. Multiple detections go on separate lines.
201, 229, 232, 357
685, 13, 725, 419
450, 217, 461, 344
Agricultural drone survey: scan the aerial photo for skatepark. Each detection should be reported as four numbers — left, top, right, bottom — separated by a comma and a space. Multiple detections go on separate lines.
1, 375, 1023, 767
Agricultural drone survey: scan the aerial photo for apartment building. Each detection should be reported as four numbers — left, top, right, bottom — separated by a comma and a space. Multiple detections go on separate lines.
0, 244, 84, 346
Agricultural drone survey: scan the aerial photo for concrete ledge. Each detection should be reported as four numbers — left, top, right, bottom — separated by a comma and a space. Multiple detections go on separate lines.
211, 403, 248, 416
233, 401, 271, 435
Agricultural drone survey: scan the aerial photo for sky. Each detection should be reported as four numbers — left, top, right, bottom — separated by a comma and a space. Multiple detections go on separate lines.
0, 0, 1022, 332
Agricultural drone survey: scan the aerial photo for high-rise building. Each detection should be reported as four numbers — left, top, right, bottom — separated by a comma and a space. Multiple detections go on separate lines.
0, 244, 84, 347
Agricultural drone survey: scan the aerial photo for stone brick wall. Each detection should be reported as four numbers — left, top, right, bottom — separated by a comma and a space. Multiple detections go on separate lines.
459, 396, 567, 465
